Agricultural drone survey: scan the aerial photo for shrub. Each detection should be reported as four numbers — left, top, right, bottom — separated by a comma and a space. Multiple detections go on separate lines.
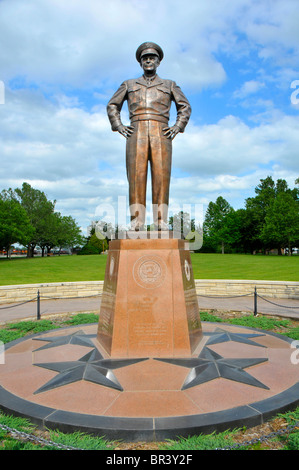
77, 244, 99, 255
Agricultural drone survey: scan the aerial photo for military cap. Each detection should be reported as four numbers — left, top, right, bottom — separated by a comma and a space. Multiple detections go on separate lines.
136, 42, 164, 62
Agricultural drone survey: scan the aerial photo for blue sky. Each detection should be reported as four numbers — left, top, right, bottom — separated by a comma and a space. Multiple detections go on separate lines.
0, 0, 299, 233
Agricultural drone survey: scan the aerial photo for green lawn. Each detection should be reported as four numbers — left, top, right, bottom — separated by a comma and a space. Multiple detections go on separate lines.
0, 253, 298, 286
0, 255, 107, 286
191, 253, 299, 281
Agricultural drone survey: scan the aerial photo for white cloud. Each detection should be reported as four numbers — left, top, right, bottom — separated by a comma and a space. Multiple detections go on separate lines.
240, 0, 299, 66
233, 80, 265, 99
0, 0, 298, 91
1, 0, 299, 230
168, 111, 299, 213
0, 1, 257, 87
1, 83, 298, 229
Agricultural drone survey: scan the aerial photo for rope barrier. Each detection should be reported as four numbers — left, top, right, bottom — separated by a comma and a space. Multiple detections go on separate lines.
0, 298, 37, 310
0, 422, 83, 450
197, 293, 253, 299
0, 289, 297, 318
216, 421, 299, 450
257, 294, 299, 310
39, 293, 101, 300
0, 291, 101, 320
1, 418, 298, 450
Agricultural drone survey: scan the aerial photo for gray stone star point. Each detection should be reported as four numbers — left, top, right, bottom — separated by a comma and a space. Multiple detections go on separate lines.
155, 347, 269, 390
33, 348, 148, 394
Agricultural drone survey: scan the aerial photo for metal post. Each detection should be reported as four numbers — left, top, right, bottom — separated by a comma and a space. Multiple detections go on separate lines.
37, 290, 41, 320
254, 287, 257, 316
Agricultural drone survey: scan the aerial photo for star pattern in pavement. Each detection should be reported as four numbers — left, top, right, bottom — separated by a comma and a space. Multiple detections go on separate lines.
33, 330, 96, 351
33, 348, 148, 394
204, 327, 266, 348
155, 347, 269, 390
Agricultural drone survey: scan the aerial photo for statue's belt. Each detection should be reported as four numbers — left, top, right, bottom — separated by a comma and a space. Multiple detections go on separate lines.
131, 114, 169, 125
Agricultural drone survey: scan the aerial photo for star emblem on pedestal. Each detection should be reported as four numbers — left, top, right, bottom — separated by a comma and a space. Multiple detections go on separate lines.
33, 330, 96, 351
33, 348, 148, 394
204, 327, 266, 348
155, 347, 269, 390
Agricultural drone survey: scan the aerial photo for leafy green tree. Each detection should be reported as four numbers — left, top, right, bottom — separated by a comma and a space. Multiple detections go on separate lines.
87, 220, 115, 242
0, 190, 34, 257
79, 220, 111, 255
14, 183, 83, 256
15, 183, 56, 257
88, 233, 108, 253
33, 210, 83, 256
232, 208, 260, 254
203, 196, 234, 253
261, 191, 299, 255
217, 210, 244, 252
55, 214, 84, 254
169, 211, 194, 233
77, 244, 99, 255
245, 176, 276, 253
245, 176, 299, 254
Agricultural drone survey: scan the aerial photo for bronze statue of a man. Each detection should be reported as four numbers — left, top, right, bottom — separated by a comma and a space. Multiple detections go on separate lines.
107, 42, 191, 231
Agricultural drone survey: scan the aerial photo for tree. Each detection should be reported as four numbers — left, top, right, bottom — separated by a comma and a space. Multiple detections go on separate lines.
88, 233, 108, 253
203, 196, 234, 253
79, 220, 111, 255
217, 210, 244, 252
36, 211, 61, 256
15, 182, 56, 257
233, 208, 260, 254
245, 176, 299, 253
56, 214, 84, 253
87, 220, 115, 242
169, 211, 195, 235
261, 192, 299, 255
0, 190, 34, 257
245, 176, 276, 253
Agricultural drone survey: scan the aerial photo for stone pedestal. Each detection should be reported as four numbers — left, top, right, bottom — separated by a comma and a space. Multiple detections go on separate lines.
97, 236, 202, 358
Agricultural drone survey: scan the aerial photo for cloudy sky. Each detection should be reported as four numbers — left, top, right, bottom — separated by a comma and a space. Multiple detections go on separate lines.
1, 0, 299, 233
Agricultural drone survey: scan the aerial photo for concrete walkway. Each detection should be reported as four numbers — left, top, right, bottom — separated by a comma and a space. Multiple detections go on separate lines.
198, 294, 299, 319
0, 293, 298, 324
0, 297, 101, 323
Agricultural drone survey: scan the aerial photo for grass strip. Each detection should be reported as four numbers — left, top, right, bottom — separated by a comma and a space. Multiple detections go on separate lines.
0, 253, 298, 285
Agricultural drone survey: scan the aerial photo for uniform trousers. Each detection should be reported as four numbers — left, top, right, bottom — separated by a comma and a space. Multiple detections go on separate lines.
126, 120, 172, 228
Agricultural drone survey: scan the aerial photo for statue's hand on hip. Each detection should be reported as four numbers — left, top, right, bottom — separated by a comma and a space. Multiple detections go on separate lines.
163, 125, 180, 140
117, 124, 135, 139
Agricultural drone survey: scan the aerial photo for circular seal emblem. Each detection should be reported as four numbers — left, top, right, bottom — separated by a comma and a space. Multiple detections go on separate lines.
184, 259, 191, 282
133, 255, 167, 289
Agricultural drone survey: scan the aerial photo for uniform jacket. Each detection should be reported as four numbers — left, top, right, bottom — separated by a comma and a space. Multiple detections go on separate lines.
107, 75, 191, 133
